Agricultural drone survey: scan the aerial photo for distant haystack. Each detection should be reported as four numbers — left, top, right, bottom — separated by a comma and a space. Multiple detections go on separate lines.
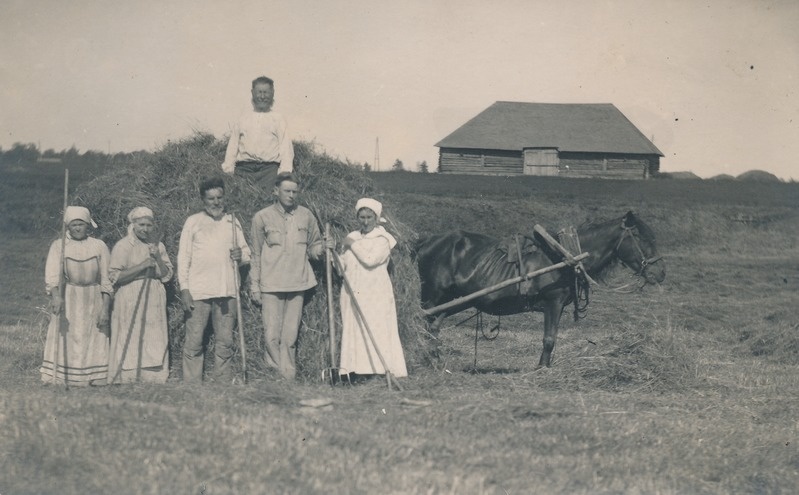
74, 133, 432, 380
708, 174, 736, 181
737, 170, 781, 183
657, 171, 702, 180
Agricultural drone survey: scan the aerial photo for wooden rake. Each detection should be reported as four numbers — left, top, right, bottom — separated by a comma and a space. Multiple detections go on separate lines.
321, 223, 345, 385
109, 228, 162, 385
51, 168, 69, 387
230, 214, 247, 385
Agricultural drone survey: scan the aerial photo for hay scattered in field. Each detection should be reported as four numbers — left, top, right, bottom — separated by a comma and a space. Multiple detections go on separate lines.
75, 133, 432, 380
532, 320, 705, 392
737, 322, 799, 364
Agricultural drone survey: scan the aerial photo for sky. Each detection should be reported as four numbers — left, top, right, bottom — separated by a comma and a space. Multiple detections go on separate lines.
1, 0, 797, 179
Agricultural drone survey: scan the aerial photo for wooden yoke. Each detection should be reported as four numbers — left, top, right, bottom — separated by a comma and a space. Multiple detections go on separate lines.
533, 224, 597, 286
422, 252, 590, 317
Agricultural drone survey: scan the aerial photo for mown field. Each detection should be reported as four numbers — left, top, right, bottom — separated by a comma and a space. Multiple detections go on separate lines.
1, 163, 798, 494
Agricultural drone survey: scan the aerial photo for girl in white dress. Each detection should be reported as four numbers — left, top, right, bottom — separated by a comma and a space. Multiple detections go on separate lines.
338, 198, 407, 380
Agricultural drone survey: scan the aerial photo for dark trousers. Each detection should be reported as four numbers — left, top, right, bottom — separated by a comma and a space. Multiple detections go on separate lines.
234, 161, 280, 189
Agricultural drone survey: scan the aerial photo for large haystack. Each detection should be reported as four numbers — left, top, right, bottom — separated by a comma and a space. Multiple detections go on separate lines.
75, 133, 432, 381
737, 169, 781, 183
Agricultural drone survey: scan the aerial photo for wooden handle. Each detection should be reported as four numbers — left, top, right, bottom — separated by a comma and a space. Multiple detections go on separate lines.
325, 223, 337, 369
422, 252, 590, 317
231, 214, 247, 383
53, 168, 69, 385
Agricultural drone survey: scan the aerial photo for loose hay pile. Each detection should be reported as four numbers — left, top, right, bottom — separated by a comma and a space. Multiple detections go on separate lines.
532, 319, 703, 392
74, 133, 432, 380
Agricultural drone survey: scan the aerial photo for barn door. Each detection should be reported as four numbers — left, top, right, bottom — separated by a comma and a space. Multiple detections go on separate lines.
523, 148, 559, 176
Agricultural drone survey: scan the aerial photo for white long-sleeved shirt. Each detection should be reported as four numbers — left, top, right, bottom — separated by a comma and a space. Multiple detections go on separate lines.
177, 212, 251, 301
221, 110, 294, 174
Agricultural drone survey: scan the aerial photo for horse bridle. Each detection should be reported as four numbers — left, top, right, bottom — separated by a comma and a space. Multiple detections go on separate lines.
615, 223, 663, 278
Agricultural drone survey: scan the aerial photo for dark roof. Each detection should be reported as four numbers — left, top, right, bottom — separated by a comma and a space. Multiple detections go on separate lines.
436, 101, 663, 156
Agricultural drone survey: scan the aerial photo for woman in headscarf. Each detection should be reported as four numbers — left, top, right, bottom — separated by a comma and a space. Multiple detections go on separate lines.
107, 207, 173, 384
338, 198, 407, 381
42, 206, 113, 386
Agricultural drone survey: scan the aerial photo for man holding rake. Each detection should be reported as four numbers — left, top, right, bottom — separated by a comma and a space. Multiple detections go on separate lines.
178, 177, 251, 383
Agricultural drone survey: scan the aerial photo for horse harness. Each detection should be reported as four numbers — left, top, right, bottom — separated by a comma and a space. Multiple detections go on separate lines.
614, 222, 663, 278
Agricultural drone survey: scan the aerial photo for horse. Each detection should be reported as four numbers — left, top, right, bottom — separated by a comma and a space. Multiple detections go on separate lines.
415, 211, 666, 368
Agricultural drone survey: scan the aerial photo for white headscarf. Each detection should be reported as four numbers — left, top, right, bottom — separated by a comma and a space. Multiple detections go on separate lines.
355, 197, 386, 224
127, 206, 154, 236
127, 207, 154, 223
64, 206, 97, 228
353, 198, 396, 249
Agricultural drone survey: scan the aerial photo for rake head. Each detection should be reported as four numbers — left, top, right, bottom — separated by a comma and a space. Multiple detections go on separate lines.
321, 367, 350, 386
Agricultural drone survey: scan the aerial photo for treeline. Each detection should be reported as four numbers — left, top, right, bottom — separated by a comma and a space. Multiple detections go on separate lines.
0, 143, 146, 234
0, 142, 142, 171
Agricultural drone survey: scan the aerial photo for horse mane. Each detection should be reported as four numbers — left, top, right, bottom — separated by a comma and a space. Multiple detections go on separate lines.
576, 215, 624, 283
629, 215, 657, 245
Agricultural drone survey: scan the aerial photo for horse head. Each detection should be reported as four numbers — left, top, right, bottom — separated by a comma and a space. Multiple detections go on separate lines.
615, 211, 666, 284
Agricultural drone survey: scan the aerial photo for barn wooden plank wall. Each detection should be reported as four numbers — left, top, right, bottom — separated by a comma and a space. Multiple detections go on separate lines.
439, 149, 659, 178
438, 149, 522, 175
559, 157, 647, 179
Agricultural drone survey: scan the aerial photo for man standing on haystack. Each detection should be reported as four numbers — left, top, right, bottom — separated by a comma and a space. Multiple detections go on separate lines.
221, 76, 294, 188
178, 177, 251, 383
250, 172, 331, 380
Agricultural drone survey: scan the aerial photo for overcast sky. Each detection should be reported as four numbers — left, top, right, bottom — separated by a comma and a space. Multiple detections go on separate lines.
1, 0, 797, 179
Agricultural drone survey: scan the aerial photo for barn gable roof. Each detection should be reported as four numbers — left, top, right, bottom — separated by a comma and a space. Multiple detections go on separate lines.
436, 101, 663, 156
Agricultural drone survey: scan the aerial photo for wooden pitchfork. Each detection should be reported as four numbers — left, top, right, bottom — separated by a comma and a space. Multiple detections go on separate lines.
230, 214, 247, 384
331, 251, 402, 392
51, 168, 69, 387
321, 223, 345, 385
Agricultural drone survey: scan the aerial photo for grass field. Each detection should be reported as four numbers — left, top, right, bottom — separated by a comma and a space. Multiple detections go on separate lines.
1, 164, 798, 494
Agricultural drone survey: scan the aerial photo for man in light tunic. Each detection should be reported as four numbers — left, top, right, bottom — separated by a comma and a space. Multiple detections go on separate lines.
220, 76, 294, 187
178, 177, 251, 383
249, 173, 326, 380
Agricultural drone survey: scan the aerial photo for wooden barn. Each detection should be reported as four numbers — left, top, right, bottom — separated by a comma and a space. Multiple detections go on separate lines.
435, 102, 663, 178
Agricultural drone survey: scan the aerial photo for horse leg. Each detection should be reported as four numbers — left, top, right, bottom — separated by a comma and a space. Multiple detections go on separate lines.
538, 297, 565, 368
425, 312, 447, 361
427, 312, 446, 335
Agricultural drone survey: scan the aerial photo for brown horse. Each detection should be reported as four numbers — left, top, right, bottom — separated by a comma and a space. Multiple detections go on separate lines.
416, 211, 666, 367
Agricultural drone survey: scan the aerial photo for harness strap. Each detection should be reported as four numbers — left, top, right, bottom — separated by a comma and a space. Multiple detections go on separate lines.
616, 224, 663, 276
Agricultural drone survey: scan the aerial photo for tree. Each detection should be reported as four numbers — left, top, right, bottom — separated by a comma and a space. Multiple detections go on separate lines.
418, 160, 429, 173
392, 159, 404, 172
363, 162, 371, 172
3, 142, 40, 165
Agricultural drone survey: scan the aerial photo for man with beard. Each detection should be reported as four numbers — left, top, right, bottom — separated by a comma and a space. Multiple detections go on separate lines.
178, 177, 251, 383
221, 76, 294, 187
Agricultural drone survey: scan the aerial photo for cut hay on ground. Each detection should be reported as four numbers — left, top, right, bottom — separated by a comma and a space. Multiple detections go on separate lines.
543, 320, 705, 392
74, 133, 433, 381
737, 322, 799, 364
